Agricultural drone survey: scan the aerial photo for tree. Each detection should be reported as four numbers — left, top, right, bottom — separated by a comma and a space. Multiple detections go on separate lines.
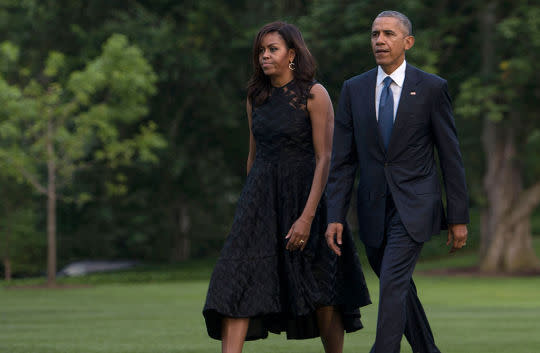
456, 0, 540, 272
0, 34, 165, 285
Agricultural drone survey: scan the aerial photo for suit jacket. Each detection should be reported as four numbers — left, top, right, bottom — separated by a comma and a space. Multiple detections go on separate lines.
327, 64, 469, 248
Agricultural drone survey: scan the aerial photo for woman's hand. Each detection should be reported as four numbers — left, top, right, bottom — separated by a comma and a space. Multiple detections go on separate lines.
285, 217, 312, 251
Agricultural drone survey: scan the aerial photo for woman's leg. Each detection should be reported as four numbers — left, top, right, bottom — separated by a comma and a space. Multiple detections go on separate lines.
221, 317, 249, 353
316, 306, 344, 353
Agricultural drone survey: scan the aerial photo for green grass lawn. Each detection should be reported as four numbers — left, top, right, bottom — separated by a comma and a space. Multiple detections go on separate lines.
2, 237, 540, 353
1, 271, 540, 353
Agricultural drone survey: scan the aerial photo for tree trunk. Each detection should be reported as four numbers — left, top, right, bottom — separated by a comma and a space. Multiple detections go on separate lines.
480, 125, 540, 272
172, 204, 191, 261
479, 1, 540, 273
47, 119, 57, 286
3, 227, 11, 282
3, 258, 11, 282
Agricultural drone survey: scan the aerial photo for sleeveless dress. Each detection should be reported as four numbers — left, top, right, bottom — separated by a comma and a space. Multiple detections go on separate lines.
203, 80, 371, 341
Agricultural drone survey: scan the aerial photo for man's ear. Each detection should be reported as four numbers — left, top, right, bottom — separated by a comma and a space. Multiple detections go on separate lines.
404, 36, 415, 51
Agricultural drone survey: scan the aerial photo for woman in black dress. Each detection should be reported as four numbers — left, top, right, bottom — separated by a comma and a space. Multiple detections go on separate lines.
203, 21, 371, 353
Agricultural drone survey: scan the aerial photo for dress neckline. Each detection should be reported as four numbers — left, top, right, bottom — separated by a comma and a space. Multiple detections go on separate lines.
271, 79, 295, 89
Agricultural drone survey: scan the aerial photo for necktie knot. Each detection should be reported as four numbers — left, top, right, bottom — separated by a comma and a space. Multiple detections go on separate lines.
383, 76, 393, 89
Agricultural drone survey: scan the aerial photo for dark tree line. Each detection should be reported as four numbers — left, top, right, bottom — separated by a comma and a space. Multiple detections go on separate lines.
0, 0, 539, 281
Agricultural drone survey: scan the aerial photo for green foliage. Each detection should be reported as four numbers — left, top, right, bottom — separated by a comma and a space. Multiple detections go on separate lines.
0, 176, 44, 276
457, 2, 540, 121
0, 33, 164, 199
456, 77, 508, 122
0, 41, 18, 74
0, 208, 44, 275
0, 32, 164, 276
43, 51, 65, 77
455, 1, 540, 187
0, 1, 538, 272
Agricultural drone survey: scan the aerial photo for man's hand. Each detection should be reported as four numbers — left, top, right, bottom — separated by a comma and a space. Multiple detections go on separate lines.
447, 224, 468, 253
325, 222, 344, 256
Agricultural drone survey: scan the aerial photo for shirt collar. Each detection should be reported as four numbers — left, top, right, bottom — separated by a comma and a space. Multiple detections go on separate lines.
376, 60, 407, 87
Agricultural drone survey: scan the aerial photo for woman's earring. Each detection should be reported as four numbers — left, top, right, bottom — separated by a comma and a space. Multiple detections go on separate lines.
288, 61, 296, 71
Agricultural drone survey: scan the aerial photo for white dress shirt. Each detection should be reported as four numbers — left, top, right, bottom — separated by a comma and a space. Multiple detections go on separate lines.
375, 60, 407, 121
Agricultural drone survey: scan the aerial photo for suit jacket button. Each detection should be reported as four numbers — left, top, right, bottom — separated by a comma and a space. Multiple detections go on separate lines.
384, 162, 388, 167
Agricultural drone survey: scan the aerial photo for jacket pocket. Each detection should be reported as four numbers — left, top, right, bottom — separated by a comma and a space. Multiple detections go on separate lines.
412, 175, 439, 195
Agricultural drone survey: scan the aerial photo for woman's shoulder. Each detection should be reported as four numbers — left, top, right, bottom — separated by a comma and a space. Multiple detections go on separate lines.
292, 79, 323, 98
309, 81, 326, 93
308, 81, 330, 101
306, 81, 331, 114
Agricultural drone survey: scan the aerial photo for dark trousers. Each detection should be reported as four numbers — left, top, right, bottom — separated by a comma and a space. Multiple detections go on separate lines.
366, 196, 441, 353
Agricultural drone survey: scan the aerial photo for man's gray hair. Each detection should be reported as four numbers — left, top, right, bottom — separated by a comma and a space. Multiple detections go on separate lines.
376, 11, 413, 36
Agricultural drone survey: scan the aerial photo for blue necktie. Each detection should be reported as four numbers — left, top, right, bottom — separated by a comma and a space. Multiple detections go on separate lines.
378, 76, 394, 150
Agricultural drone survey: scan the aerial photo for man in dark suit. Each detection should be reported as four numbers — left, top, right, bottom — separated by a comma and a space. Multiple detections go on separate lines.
325, 11, 469, 353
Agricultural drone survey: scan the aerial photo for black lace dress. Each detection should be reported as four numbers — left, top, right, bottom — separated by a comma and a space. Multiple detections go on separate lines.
203, 80, 371, 341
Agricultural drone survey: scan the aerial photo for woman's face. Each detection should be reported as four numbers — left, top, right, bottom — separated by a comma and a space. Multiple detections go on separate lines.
258, 32, 294, 79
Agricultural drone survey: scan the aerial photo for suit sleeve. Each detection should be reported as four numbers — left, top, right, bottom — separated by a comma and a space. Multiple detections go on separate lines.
431, 80, 470, 224
326, 80, 358, 224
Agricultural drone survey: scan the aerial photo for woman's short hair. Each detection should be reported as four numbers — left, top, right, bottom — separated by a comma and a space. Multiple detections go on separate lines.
247, 21, 316, 107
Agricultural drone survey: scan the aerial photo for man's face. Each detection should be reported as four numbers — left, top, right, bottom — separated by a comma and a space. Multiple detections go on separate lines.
371, 16, 414, 74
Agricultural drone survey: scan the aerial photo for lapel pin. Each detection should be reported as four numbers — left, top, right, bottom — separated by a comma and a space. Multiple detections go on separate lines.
410, 91, 416, 95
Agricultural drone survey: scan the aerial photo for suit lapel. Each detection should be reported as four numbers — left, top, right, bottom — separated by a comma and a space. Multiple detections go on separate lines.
387, 64, 421, 153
